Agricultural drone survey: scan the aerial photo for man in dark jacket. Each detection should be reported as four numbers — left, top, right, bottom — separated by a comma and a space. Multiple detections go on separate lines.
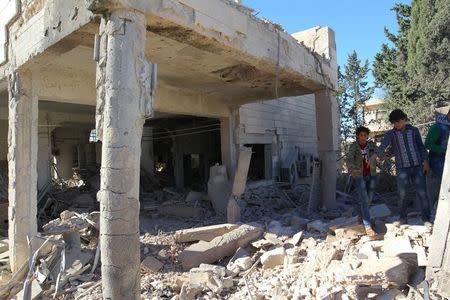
425, 109, 450, 178
347, 126, 377, 236
370, 109, 431, 225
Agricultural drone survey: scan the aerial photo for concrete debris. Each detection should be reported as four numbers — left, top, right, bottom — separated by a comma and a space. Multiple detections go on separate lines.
260, 247, 287, 269
226, 247, 252, 275
286, 231, 303, 246
1, 180, 439, 299
179, 224, 263, 270
0, 210, 98, 299
175, 224, 240, 243
179, 283, 203, 300
141, 256, 164, 273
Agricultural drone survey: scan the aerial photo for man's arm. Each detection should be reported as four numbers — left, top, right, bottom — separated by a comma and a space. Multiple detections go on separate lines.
425, 125, 445, 154
375, 131, 392, 157
415, 127, 429, 162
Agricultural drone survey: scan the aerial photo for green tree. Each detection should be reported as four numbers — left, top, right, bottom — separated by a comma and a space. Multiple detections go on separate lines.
373, 4, 412, 107
335, 67, 353, 143
407, 0, 450, 108
343, 51, 375, 128
374, 1, 450, 126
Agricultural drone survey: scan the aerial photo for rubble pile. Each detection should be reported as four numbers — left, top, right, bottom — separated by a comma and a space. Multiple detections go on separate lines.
241, 183, 311, 224
0, 211, 100, 299
37, 190, 98, 228
136, 203, 443, 300
0, 179, 445, 299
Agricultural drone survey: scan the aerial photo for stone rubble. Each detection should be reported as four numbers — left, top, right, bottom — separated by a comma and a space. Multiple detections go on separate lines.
0, 184, 446, 299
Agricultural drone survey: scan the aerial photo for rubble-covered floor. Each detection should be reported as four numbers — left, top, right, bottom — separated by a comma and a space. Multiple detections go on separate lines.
0, 182, 445, 299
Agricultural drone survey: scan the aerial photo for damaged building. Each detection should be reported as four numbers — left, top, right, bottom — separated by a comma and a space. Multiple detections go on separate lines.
5, 0, 450, 299
0, 0, 339, 297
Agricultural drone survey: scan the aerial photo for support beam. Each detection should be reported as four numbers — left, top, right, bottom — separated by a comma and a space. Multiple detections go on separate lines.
7, 69, 38, 272
220, 107, 239, 177
314, 89, 339, 210
94, 9, 153, 300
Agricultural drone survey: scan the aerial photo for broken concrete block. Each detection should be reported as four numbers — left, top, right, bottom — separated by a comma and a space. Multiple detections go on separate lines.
308, 244, 341, 270
356, 243, 379, 260
227, 247, 252, 275
180, 283, 204, 300
412, 244, 428, 267
208, 164, 232, 216
264, 232, 284, 244
286, 231, 303, 246
189, 265, 227, 294
198, 264, 227, 278
329, 216, 365, 239
261, 247, 287, 269
174, 224, 239, 243
179, 224, 263, 270
349, 256, 418, 286
158, 205, 202, 218
141, 256, 163, 273
383, 236, 413, 257
369, 204, 391, 219
307, 220, 329, 233
251, 239, 273, 249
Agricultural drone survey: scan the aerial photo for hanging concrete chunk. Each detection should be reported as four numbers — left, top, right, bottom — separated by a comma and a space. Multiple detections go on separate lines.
179, 224, 263, 270
175, 224, 239, 243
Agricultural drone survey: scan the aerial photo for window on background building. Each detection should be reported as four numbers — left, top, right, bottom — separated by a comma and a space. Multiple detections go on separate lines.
89, 129, 97, 143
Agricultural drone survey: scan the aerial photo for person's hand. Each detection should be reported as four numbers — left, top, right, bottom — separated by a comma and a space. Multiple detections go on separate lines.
423, 161, 431, 175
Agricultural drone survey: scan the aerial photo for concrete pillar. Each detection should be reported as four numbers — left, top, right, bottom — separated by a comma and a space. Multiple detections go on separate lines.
141, 127, 154, 176
220, 108, 239, 178
7, 69, 38, 272
94, 9, 154, 300
314, 89, 339, 210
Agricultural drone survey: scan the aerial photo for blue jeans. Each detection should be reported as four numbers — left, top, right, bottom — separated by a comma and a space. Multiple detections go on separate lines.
397, 166, 431, 221
429, 155, 445, 178
355, 176, 377, 227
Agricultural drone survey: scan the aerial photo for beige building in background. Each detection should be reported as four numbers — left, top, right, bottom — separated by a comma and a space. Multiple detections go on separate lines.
364, 98, 390, 137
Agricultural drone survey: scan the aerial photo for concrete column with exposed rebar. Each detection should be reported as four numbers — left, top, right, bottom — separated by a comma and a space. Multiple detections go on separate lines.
94, 8, 154, 299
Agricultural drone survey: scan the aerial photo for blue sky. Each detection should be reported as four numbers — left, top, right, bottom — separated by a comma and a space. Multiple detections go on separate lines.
242, 0, 410, 98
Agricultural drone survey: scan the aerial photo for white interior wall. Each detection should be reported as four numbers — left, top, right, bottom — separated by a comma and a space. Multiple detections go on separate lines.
239, 94, 317, 178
